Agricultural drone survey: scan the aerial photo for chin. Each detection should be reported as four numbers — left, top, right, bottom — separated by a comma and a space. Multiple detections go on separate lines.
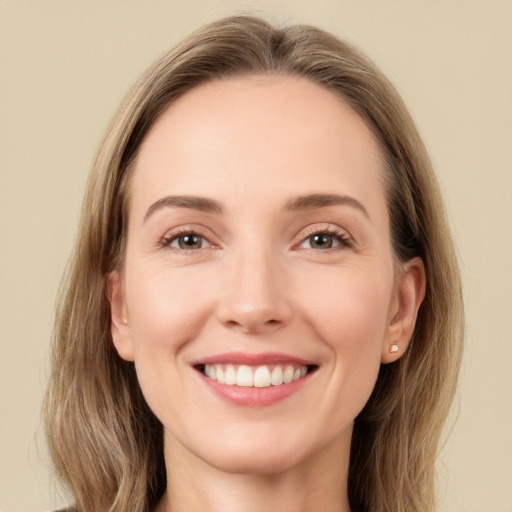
206, 446, 306, 476
185, 425, 338, 476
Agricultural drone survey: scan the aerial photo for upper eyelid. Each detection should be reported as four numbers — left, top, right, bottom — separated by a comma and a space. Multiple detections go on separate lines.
162, 224, 214, 238
160, 225, 219, 248
296, 223, 351, 240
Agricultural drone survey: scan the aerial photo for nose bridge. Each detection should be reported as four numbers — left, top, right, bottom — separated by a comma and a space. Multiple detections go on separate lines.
217, 237, 291, 333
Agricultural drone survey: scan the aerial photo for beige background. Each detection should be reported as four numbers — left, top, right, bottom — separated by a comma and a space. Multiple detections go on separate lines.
1, 1, 511, 511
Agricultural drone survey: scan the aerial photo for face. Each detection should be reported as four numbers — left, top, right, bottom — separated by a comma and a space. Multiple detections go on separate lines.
109, 76, 424, 475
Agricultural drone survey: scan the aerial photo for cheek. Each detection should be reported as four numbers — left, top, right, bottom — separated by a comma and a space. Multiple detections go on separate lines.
304, 265, 392, 346
122, 263, 214, 427
124, 263, 213, 353
300, 265, 392, 404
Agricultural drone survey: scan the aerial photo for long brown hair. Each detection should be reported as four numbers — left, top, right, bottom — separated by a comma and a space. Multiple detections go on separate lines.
44, 15, 464, 512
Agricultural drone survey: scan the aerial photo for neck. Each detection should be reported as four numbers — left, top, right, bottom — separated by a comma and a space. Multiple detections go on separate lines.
156, 430, 352, 512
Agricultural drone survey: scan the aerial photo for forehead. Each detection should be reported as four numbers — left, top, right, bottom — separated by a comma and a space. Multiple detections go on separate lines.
131, 75, 387, 220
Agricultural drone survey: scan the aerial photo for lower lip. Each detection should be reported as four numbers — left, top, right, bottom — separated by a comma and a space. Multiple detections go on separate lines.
198, 371, 313, 407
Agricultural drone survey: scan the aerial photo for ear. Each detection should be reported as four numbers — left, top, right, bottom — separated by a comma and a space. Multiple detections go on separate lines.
381, 257, 426, 364
106, 270, 135, 361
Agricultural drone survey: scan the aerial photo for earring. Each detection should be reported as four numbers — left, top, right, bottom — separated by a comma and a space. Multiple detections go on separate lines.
390, 344, 399, 353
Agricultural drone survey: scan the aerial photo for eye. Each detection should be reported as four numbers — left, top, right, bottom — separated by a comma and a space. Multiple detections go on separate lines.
170, 233, 207, 250
299, 228, 351, 250
301, 233, 339, 249
160, 230, 214, 251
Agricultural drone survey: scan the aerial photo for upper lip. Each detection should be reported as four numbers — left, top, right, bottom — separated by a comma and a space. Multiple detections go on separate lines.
191, 352, 317, 367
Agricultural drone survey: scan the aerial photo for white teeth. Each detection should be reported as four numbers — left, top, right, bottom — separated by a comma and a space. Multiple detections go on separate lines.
225, 365, 237, 385
253, 366, 271, 387
283, 366, 294, 384
271, 366, 284, 385
203, 363, 309, 387
236, 365, 253, 387
216, 367, 225, 384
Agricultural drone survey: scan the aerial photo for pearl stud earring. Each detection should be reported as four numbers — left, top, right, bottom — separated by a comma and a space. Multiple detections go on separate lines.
390, 344, 399, 353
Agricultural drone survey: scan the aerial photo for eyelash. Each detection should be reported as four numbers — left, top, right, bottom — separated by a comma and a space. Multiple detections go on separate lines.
159, 227, 216, 252
159, 225, 352, 252
298, 226, 353, 251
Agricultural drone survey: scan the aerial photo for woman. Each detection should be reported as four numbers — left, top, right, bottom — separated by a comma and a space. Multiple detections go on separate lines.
44, 15, 464, 512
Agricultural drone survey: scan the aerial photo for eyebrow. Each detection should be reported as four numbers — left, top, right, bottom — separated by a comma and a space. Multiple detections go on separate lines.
144, 195, 223, 222
144, 192, 369, 222
285, 193, 369, 219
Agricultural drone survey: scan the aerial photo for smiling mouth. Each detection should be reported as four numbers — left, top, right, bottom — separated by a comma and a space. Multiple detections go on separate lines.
195, 363, 318, 388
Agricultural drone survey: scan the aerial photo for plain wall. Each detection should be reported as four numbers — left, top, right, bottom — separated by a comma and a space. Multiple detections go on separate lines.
1, 1, 511, 511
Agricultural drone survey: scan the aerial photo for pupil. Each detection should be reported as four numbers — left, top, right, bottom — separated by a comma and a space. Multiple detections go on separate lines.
180, 235, 201, 249
312, 234, 332, 248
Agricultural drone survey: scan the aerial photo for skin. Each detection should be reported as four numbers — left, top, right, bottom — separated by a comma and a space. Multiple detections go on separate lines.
108, 76, 425, 512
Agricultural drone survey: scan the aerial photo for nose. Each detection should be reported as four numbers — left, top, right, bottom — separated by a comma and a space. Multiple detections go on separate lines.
216, 248, 293, 335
